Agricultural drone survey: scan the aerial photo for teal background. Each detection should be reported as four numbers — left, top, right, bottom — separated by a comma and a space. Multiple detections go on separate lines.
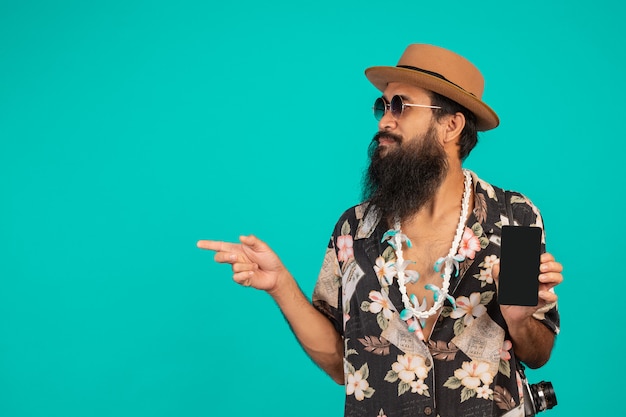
1, 0, 623, 416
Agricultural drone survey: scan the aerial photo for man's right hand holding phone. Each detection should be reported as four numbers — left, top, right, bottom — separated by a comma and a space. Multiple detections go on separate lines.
493, 252, 563, 368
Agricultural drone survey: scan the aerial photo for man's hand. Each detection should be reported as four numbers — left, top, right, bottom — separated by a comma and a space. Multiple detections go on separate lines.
198, 235, 345, 382
197, 235, 288, 293
492, 252, 563, 367
492, 252, 563, 323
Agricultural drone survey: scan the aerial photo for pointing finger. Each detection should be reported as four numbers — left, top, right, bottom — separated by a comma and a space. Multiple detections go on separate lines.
197, 240, 239, 252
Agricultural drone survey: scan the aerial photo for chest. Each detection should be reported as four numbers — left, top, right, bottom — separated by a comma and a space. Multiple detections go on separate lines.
397, 239, 456, 340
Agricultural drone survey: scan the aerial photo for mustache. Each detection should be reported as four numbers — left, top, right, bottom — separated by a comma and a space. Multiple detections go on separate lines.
373, 131, 402, 145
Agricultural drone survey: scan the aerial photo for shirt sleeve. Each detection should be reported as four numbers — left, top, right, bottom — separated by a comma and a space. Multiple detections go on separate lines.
312, 234, 344, 336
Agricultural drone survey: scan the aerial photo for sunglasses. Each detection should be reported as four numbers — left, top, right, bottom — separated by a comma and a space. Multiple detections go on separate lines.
373, 95, 441, 121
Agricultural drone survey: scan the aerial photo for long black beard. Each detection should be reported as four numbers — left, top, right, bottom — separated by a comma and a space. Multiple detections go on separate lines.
363, 126, 449, 222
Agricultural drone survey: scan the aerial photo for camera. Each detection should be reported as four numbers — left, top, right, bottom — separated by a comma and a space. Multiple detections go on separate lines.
519, 366, 558, 416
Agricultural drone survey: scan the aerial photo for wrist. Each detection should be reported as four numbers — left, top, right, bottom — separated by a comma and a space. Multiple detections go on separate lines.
267, 268, 296, 298
507, 313, 537, 340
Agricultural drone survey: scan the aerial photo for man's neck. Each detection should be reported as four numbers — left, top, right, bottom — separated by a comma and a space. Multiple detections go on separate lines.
401, 165, 470, 228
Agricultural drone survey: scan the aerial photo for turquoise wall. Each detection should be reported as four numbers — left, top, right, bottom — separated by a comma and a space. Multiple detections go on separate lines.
1, 1, 623, 416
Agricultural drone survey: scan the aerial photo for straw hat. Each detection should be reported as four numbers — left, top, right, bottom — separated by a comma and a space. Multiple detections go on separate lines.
365, 44, 499, 131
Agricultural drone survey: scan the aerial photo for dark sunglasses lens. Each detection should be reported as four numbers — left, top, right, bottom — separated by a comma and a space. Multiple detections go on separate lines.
390, 96, 403, 118
373, 98, 386, 120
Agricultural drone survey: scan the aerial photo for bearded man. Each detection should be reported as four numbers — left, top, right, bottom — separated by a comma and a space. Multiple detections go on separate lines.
198, 44, 563, 417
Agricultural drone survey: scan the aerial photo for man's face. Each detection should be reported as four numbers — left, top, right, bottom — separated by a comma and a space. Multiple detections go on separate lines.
375, 83, 445, 154
363, 84, 450, 221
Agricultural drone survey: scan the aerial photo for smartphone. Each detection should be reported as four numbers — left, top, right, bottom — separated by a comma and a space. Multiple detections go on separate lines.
498, 226, 542, 306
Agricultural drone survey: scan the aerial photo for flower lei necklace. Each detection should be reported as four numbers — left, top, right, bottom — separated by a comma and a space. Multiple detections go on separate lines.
381, 169, 472, 335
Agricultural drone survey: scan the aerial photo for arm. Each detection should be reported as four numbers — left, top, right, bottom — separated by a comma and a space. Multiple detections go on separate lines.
269, 269, 345, 383
197, 235, 345, 384
493, 252, 563, 368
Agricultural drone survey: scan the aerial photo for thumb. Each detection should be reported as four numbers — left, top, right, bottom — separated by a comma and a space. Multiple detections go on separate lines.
492, 263, 500, 288
239, 234, 267, 251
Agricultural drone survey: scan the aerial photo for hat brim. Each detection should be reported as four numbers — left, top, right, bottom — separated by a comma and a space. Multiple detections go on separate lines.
365, 66, 499, 131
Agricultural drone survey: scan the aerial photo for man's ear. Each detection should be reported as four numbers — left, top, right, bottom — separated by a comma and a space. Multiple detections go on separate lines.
442, 112, 466, 144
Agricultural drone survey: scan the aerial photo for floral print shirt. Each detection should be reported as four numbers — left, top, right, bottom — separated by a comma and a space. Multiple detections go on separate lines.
312, 171, 560, 417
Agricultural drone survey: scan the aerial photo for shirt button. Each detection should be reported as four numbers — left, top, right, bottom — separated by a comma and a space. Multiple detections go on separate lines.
424, 406, 433, 415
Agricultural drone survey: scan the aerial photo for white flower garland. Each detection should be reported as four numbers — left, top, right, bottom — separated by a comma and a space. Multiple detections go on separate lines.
382, 169, 472, 332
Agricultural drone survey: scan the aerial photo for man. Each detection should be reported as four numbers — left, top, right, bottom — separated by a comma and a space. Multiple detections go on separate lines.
198, 44, 562, 417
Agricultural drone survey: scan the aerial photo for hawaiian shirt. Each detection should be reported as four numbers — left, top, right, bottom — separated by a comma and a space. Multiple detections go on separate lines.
312, 171, 560, 417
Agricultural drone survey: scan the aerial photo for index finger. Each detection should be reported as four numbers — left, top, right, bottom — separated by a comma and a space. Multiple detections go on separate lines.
197, 240, 239, 252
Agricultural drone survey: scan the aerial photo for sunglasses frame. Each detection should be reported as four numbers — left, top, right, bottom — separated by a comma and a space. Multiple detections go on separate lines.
373, 95, 441, 121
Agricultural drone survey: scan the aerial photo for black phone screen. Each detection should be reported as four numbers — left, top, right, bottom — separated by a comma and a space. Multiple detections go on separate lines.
498, 225, 542, 306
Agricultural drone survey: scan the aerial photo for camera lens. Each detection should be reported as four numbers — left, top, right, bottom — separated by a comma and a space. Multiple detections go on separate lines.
529, 381, 557, 412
